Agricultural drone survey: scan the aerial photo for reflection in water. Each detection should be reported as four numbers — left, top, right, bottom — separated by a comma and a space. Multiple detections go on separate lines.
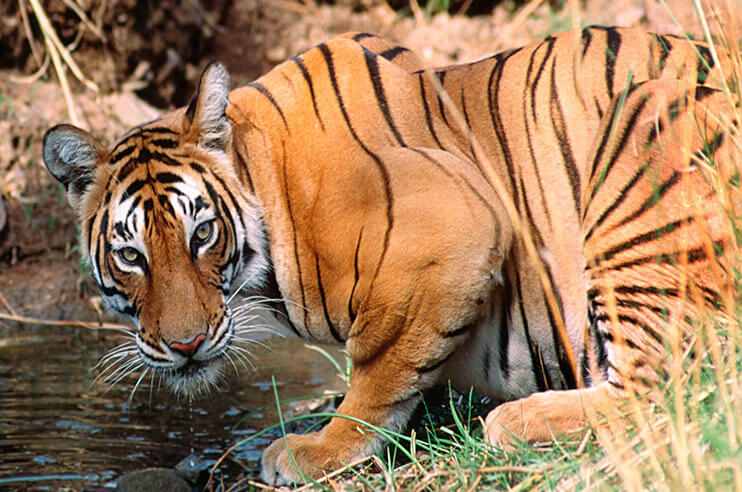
0, 323, 343, 489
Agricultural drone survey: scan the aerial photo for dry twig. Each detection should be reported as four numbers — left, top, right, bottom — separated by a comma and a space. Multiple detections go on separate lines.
0, 311, 132, 332
25, 0, 99, 127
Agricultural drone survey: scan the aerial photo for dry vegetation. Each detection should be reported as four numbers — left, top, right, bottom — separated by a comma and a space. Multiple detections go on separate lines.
1, 0, 741, 490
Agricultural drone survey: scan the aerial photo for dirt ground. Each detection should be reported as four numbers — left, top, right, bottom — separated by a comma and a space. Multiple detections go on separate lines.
0, 0, 735, 322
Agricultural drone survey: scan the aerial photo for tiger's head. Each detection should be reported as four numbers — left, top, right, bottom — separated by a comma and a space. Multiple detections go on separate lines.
42, 63, 270, 396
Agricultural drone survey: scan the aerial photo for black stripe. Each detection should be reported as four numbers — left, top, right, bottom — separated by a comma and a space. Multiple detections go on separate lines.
581, 27, 593, 58
276, 143, 309, 336
111, 145, 136, 165
597, 241, 717, 273
157, 194, 176, 219
247, 82, 289, 132
695, 85, 718, 101
592, 297, 669, 318
594, 216, 694, 265
136, 147, 153, 164
150, 138, 178, 149
110, 127, 178, 157
588, 86, 648, 186
654, 34, 671, 72
442, 323, 474, 338
584, 163, 648, 242
206, 166, 247, 237
605, 27, 622, 100
348, 228, 363, 324
315, 255, 343, 343
142, 198, 153, 229
125, 196, 141, 232
418, 74, 444, 149
530, 36, 555, 124
600, 329, 641, 351
190, 162, 207, 173
122, 179, 146, 200
483, 346, 491, 382
156, 151, 182, 167
417, 351, 453, 373
488, 51, 521, 211
99, 208, 111, 275
292, 57, 325, 131
549, 56, 581, 215
511, 264, 547, 392
587, 84, 647, 187
379, 46, 409, 62
695, 131, 725, 167
599, 284, 680, 299
498, 271, 512, 376
116, 160, 138, 183
543, 263, 576, 389
155, 172, 182, 184
595, 313, 663, 345
364, 50, 406, 146
352, 32, 375, 42
667, 94, 687, 122
645, 119, 665, 148
460, 87, 475, 158
522, 53, 552, 229
696, 44, 714, 84
435, 70, 449, 126
611, 170, 681, 230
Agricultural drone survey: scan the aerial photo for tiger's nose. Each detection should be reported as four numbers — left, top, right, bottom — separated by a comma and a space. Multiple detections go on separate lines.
168, 333, 207, 357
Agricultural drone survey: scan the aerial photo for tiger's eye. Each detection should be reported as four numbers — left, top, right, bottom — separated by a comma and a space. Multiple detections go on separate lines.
195, 222, 212, 242
119, 247, 140, 264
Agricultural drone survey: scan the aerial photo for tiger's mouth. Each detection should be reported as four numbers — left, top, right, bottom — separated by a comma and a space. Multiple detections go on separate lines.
162, 357, 225, 398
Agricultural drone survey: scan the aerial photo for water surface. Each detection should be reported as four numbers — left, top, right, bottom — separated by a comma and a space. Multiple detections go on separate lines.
0, 322, 344, 490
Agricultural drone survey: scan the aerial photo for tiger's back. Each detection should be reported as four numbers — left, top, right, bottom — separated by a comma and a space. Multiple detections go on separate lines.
231, 26, 736, 397
42, 27, 740, 485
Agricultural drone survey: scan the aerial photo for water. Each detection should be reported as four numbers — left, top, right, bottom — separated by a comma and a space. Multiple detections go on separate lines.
0, 322, 344, 490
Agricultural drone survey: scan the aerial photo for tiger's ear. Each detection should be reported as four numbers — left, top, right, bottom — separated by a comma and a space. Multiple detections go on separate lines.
184, 62, 232, 151
43, 124, 106, 210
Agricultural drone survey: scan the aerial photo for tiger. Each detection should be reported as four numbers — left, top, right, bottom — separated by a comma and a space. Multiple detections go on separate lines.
41, 26, 740, 485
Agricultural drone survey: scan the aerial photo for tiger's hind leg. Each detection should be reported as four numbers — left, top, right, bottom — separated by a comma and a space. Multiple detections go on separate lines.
485, 79, 739, 449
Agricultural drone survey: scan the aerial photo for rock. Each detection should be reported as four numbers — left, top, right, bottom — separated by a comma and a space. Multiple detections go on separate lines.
115, 468, 190, 492
175, 453, 211, 484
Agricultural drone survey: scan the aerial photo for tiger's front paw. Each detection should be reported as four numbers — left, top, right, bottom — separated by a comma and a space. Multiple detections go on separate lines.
484, 399, 527, 449
484, 389, 595, 449
260, 432, 348, 486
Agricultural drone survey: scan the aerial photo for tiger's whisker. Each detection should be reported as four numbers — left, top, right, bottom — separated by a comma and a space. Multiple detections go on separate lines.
102, 358, 142, 385
128, 367, 150, 404
107, 363, 145, 389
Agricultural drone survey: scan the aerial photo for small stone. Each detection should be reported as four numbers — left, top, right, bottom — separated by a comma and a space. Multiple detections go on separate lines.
115, 468, 190, 492
175, 453, 210, 483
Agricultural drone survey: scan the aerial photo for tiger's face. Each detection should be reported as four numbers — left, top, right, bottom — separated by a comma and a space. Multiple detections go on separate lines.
43, 64, 270, 396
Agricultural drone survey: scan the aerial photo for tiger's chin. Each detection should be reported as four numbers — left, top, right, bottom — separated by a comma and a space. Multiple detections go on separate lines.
162, 357, 225, 399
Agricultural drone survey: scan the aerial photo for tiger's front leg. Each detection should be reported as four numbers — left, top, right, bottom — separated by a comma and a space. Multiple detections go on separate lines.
260, 288, 487, 486
260, 337, 432, 485
260, 262, 503, 486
